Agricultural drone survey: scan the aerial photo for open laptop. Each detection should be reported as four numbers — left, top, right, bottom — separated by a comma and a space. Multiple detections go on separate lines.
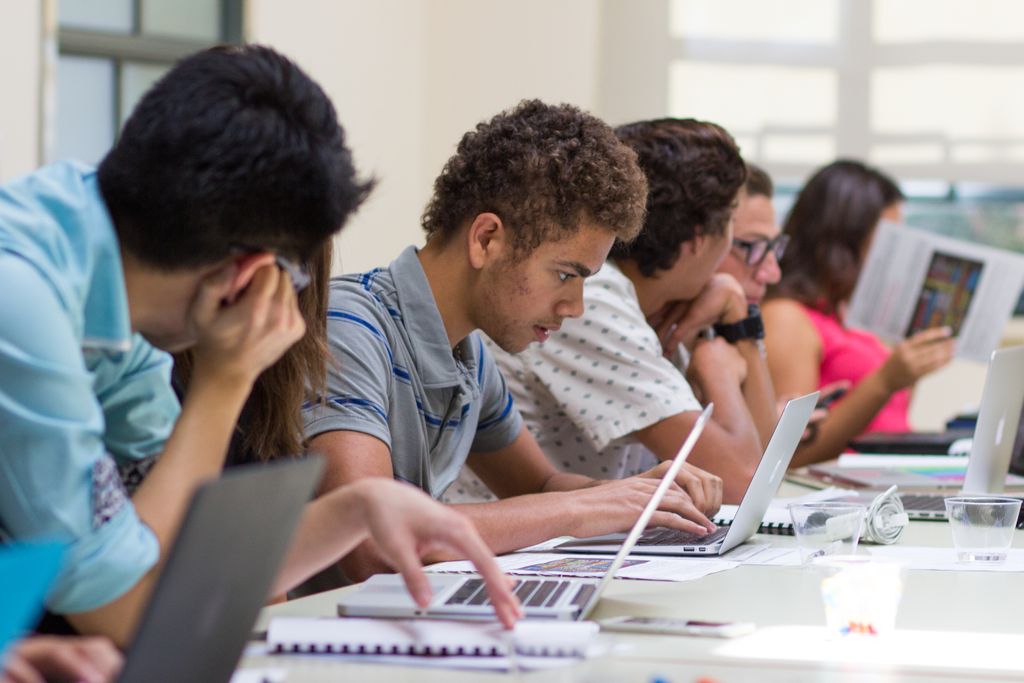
336, 405, 714, 622
812, 346, 1024, 520
118, 457, 322, 683
555, 392, 818, 556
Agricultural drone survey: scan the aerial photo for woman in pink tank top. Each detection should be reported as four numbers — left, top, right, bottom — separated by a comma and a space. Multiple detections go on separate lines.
760, 160, 955, 466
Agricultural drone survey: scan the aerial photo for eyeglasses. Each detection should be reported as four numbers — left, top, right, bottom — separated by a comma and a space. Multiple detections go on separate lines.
731, 234, 789, 267
274, 254, 312, 292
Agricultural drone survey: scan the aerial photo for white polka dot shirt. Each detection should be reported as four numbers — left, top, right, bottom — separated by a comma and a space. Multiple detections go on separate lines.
444, 261, 701, 503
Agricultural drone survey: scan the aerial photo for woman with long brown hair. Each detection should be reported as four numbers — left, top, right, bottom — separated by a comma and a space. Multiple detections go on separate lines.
762, 159, 955, 466
174, 243, 332, 466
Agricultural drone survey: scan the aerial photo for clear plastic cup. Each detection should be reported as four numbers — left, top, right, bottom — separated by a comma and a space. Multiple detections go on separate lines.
815, 555, 906, 636
944, 496, 1022, 563
788, 502, 867, 564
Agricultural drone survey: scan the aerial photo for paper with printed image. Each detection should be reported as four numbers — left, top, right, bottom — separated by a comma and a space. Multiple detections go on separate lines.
427, 552, 740, 582
846, 221, 1024, 362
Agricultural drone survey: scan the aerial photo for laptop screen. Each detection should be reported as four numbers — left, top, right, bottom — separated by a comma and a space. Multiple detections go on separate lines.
1008, 402, 1024, 476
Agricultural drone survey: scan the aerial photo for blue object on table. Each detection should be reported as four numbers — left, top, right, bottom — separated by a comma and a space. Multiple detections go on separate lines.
0, 542, 65, 655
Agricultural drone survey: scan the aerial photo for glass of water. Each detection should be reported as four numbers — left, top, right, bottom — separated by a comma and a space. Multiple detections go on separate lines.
944, 496, 1022, 563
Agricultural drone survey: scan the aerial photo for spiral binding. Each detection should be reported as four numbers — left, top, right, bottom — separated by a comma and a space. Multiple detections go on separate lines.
861, 485, 909, 545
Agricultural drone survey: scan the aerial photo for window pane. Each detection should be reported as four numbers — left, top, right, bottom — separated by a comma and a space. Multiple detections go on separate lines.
120, 62, 171, 126
670, 0, 838, 44
669, 62, 837, 131
872, 66, 1024, 140
56, 55, 116, 165
761, 134, 835, 164
870, 143, 946, 165
874, 0, 1024, 43
59, 0, 133, 33
141, 0, 221, 41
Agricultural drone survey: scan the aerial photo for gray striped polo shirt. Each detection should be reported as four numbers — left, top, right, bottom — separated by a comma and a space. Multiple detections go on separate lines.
303, 245, 523, 498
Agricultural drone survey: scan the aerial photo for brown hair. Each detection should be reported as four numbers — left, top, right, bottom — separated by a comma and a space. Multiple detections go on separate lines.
421, 99, 647, 254
769, 159, 903, 316
745, 162, 774, 199
610, 118, 747, 276
174, 242, 332, 461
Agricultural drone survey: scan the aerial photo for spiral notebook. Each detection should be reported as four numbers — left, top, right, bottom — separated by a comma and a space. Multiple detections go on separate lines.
713, 505, 794, 536
267, 617, 597, 658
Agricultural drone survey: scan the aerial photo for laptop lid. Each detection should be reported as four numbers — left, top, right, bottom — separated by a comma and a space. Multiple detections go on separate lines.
963, 345, 1024, 494
717, 392, 819, 553
1007, 402, 1024, 477
119, 456, 323, 683
577, 404, 712, 620
0, 542, 64, 654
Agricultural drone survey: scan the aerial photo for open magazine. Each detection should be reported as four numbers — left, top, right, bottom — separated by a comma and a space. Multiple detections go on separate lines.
846, 221, 1024, 362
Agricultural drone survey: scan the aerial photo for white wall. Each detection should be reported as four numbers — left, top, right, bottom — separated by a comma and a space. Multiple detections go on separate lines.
247, 0, 603, 274
0, 0, 44, 182
247, 0, 430, 274
422, 0, 601, 184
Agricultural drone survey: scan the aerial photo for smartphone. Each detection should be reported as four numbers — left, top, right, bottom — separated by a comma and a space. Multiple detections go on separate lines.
599, 616, 755, 638
815, 386, 847, 409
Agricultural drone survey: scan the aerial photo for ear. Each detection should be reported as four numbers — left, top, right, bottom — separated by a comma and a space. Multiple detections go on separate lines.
465, 213, 506, 270
680, 234, 702, 258
222, 252, 277, 304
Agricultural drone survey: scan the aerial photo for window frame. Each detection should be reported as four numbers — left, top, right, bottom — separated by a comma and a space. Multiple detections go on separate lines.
54, 0, 243, 156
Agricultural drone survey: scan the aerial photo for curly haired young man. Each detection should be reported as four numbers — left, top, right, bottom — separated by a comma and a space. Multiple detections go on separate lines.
303, 101, 723, 585
452, 118, 778, 506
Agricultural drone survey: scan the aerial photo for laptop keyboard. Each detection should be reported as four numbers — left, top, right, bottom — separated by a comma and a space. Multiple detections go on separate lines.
445, 578, 579, 609
636, 526, 730, 547
898, 494, 948, 511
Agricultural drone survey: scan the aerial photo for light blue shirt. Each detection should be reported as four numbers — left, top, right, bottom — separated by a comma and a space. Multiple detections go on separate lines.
0, 161, 179, 613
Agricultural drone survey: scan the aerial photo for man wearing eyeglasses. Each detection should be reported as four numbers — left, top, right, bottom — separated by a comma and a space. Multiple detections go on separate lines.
451, 119, 778, 506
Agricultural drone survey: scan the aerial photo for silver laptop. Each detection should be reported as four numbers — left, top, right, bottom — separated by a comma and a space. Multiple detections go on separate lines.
554, 392, 818, 557
810, 345, 1024, 517
119, 457, 323, 683
336, 405, 713, 622
895, 345, 1024, 519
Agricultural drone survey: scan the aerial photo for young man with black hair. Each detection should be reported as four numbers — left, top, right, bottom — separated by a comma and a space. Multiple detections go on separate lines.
304, 100, 723, 585
452, 118, 777, 506
0, 45, 518, 646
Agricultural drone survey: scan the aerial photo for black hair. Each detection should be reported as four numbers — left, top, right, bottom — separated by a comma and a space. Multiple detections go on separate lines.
99, 44, 373, 269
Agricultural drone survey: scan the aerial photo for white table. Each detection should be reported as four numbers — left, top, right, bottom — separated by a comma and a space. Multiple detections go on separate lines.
239, 484, 1024, 682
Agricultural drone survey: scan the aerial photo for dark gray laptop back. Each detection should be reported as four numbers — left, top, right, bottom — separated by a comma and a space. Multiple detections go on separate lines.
119, 456, 323, 683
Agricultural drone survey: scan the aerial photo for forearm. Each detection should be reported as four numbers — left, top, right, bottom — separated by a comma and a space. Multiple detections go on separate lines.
687, 374, 761, 501
539, 471, 597, 492
790, 373, 892, 467
68, 374, 253, 646
337, 491, 585, 578
272, 486, 371, 594
132, 373, 252, 545
449, 492, 582, 555
736, 340, 778, 448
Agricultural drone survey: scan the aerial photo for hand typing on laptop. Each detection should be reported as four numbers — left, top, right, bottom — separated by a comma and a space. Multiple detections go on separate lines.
562, 476, 717, 539
275, 477, 523, 629
639, 459, 723, 517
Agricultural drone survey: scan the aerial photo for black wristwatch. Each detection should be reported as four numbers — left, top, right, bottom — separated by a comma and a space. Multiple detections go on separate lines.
712, 304, 764, 343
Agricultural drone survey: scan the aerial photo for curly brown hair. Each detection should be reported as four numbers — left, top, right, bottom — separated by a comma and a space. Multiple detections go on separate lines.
421, 99, 647, 253
610, 118, 746, 277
